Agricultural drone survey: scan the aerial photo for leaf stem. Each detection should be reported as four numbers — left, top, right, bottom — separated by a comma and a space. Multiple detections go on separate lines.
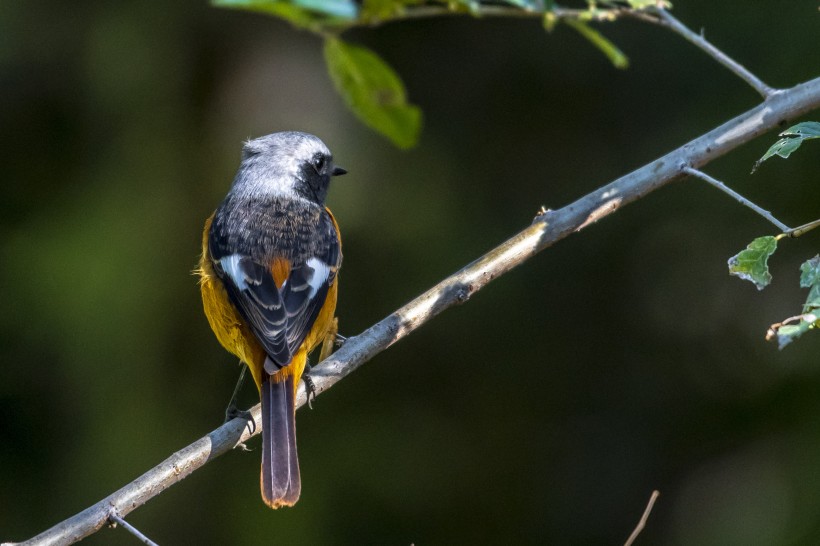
654, 10, 779, 99
682, 166, 791, 232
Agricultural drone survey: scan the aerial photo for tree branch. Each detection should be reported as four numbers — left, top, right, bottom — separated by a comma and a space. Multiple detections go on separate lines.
782, 218, 820, 239
683, 167, 792, 232
6, 75, 820, 546
107, 513, 158, 546
340, 6, 779, 101
624, 490, 660, 546
333, 4, 647, 28
654, 9, 779, 98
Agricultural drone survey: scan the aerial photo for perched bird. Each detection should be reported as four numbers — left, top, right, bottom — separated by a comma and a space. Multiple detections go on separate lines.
198, 131, 346, 508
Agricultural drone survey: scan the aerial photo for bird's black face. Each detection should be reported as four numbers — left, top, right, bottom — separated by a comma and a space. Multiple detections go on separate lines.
297, 151, 347, 205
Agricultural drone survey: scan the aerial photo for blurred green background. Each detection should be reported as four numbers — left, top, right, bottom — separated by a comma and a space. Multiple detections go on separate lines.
2, 1, 820, 544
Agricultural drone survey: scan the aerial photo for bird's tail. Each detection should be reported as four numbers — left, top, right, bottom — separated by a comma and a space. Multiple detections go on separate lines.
260, 366, 300, 508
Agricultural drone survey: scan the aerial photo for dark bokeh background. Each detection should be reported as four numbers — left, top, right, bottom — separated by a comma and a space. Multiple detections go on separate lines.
2, 1, 819, 544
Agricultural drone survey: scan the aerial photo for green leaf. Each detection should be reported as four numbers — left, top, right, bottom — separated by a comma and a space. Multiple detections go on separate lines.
767, 256, 820, 349
564, 19, 629, 69
783, 121, 820, 139
800, 255, 820, 313
800, 255, 820, 289
502, 0, 544, 12
597, 0, 672, 9
753, 121, 820, 172
772, 321, 815, 350
759, 138, 803, 161
360, 0, 415, 21
294, 0, 357, 18
625, 0, 672, 8
213, 0, 357, 29
727, 236, 778, 290
324, 38, 422, 148
543, 11, 558, 32
452, 0, 482, 16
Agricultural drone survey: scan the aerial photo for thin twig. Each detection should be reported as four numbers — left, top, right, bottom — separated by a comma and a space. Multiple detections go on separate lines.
328, 3, 777, 101
780, 218, 820, 239
328, 4, 655, 31
683, 166, 791, 232
6, 75, 820, 546
107, 512, 158, 546
654, 10, 778, 98
624, 490, 660, 546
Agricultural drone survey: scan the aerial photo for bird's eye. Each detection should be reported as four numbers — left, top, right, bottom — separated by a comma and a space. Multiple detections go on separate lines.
313, 156, 326, 173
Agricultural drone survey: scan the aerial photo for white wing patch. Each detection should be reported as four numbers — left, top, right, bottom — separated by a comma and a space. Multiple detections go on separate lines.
220, 254, 248, 291
306, 257, 330, 298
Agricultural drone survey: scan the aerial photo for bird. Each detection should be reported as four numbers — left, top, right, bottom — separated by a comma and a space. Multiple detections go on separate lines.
197, 131, 346, 508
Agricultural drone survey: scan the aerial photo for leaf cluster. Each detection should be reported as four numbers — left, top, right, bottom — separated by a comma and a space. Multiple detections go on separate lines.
213, 0, 669, 146
729, 123, 820, 348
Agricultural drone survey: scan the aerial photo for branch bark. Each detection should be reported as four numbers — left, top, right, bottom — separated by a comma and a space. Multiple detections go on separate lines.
6, 75, 820, 546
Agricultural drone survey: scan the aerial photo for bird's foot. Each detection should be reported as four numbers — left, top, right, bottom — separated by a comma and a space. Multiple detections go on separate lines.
303, 366, 317, 410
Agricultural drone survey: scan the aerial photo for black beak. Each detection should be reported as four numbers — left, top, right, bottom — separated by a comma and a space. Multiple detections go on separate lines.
332, 166, 348, 176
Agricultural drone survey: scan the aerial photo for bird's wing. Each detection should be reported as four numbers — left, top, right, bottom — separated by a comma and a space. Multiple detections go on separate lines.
211, 213, 341, 369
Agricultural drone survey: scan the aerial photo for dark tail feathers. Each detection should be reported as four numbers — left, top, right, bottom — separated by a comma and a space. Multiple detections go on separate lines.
260, 373, 300, 508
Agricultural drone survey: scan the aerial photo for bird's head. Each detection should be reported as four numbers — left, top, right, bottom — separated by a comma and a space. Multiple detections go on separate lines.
234, 131, 346, 205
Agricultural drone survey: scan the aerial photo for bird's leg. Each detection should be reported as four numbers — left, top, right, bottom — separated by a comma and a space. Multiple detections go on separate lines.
224, 366, 256, 448
224, 366, 251, 422
303, 362, 317, 410
319, 317, 340, 361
